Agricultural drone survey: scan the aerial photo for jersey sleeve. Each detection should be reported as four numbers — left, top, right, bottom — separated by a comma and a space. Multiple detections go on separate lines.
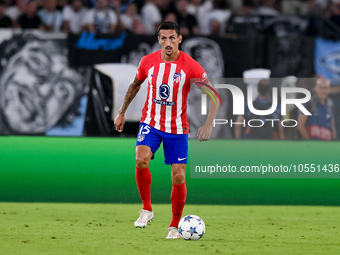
191, 60, 208, 83
135, 56, 147, 82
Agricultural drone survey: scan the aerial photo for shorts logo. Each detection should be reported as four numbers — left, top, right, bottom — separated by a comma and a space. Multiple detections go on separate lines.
173, 73, 181, 83
159, 83, 170, 99
137, 134, 145, 142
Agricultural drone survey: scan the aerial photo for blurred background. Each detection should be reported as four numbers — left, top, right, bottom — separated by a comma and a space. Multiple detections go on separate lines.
1, 0, 340, 205
1, 0, 340, 140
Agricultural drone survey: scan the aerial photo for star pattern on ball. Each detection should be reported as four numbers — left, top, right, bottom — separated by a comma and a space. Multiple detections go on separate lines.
183, 215, 193, 222
199, 231, 205, 238
188, 226, 198, 236
178, 215, 205, 240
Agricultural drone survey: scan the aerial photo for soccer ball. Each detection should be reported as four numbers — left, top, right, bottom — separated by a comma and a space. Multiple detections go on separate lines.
178, 215, 205, 240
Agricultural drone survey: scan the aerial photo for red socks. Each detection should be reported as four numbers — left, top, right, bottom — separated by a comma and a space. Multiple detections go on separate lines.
136, 167, 187, 228
135, 167, 152, 212
169, 182, 187, 228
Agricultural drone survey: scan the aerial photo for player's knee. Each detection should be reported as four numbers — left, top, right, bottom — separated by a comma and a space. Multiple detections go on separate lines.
136, 156, 149, 169
172, 170, 185, 185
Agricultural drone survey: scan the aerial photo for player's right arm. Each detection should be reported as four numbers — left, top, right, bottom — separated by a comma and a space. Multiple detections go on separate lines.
114, 77, 143, 132
234, 115, 244, 139
196, 81, 220, 141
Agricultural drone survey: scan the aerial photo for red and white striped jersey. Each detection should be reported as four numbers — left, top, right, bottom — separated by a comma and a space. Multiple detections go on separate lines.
136, 50, 207, 134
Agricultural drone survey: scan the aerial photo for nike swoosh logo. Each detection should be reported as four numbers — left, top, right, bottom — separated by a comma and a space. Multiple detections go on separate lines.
151, 74, 158, 77
178, 157, 187, 161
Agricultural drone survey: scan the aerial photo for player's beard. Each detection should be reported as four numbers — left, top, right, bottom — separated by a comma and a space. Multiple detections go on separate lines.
165, 47, 173, 56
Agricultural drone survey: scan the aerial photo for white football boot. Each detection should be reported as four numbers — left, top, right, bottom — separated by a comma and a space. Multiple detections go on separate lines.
134, 210, 154, 228
166, 227, 180, 239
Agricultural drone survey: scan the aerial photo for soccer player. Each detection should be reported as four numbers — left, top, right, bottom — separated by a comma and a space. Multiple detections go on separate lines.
114, 21, 219, 239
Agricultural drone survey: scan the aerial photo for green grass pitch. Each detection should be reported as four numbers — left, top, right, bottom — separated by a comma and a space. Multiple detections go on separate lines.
1, 203, 340, 254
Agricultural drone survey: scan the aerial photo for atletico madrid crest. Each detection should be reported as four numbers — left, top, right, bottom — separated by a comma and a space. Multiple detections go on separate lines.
173, 73, 181, 83
138, 134, 145, 142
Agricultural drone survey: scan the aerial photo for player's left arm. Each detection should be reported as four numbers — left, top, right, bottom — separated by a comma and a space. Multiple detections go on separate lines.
197, 81, 220, 142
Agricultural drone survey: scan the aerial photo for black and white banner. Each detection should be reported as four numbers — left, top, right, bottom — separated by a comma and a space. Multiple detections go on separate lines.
68, 32, 254, 78
263, 16, 314, 78
0, 31, 90, 136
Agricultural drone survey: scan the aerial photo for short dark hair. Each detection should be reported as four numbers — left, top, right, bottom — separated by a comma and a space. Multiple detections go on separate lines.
258, 79, 271, 95
157, 22, 181, 36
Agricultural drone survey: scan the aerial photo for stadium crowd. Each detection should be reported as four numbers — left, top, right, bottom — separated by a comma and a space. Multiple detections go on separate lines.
0, 0, 339, 141
1, 0, 340, 35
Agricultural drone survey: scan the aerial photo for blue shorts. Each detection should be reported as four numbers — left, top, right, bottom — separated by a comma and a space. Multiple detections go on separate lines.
136, 123, 188, 165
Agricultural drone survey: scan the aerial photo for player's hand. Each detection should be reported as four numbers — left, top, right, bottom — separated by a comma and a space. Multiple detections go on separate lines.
114, 113, 125, 132
197, 124, 213, 142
